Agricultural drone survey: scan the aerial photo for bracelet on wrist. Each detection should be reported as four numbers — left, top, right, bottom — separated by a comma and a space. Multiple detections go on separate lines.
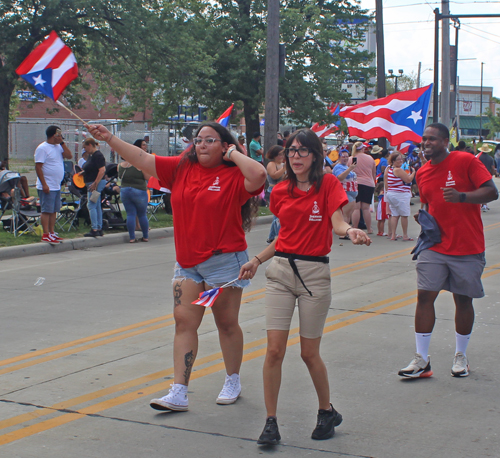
345, 227, 353, 237
254, 255, 263, 265
108, 134, 114, 143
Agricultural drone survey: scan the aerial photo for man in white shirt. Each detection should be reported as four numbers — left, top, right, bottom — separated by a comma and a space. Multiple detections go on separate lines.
35, 125, 73, 244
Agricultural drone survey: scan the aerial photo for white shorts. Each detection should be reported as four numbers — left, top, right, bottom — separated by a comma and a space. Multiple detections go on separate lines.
385, 191, 411, 217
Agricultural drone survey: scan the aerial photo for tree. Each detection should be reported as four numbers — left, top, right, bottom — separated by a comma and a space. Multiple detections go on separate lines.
385, 71, 418, 96
0, 0, 210, 165
197, 0, 373, 140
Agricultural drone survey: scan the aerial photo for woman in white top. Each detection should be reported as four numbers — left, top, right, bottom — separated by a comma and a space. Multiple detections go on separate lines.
383, 152, 416, 241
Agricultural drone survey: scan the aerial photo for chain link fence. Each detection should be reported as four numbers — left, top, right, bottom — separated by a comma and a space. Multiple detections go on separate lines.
8, 119, 212, 163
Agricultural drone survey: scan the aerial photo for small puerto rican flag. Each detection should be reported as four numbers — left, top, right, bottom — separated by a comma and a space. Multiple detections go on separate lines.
191, 279, 238, 307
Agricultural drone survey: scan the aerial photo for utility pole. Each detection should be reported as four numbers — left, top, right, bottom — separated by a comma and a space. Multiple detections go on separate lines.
433, 8, 440, 122
441, 0, 451, 127
479, 62, 484, 140
264, 0, 280, 156
417, 62, 422, 88
375, 0, 387, 148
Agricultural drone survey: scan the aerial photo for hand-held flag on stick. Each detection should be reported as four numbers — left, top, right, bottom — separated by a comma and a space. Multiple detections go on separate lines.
216, 104, 234, 128
339, 85, 433, 145
311, 103, 341, 138
16, 31, 78, 101
191, 279, 238, 307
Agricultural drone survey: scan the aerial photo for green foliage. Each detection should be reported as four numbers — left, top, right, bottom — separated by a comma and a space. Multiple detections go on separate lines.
484, 106, 500, 139
198, 0, 374, 129
385, 72, 418, 96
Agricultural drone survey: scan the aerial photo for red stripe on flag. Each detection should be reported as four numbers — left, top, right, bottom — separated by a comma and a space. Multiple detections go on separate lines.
52, 63, 79, 100
15, 31, 59, 75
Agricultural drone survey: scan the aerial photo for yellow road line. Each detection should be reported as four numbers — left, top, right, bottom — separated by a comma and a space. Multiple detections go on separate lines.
0, 293, 419, 446
2, 264, 500, 445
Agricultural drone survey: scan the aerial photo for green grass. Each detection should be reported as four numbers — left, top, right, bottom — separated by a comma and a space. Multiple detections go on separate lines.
0, 206, 272, 248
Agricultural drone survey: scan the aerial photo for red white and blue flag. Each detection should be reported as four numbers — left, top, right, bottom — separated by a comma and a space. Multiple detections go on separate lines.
16, 31, 78, 101
339, 85, 432, 145
216, 104, 234, 128
191, 279, 238, 307
311, 103, 341, 138
397, 142, 413, 154
192, 287, 223, 307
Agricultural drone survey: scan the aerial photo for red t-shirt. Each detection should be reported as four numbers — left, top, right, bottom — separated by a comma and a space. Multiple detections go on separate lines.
155, 155, 263, 267
271, 174, 348, 257
416, 151, 492, 256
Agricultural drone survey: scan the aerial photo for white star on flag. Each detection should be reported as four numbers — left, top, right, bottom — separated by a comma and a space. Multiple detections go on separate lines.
407, 110, 422, 124
33, 74, 46, 87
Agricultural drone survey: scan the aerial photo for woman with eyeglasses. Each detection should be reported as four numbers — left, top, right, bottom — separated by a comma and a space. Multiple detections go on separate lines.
239, 128, 371, 445
86, 121, 266, 411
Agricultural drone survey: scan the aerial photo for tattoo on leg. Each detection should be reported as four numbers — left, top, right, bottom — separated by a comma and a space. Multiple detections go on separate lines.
183, 350, 195, 384
174, 283, 182, 307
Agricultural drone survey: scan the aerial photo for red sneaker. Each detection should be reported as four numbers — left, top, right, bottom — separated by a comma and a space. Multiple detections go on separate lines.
42, 234, 60, 244
49, 233, 64, 242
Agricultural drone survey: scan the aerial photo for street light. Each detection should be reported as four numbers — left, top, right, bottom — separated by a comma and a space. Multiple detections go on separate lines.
387, 69, 404, 92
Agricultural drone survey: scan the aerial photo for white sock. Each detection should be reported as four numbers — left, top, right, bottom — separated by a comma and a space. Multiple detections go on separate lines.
455, 332, 471, 357
415, 332, 432, 362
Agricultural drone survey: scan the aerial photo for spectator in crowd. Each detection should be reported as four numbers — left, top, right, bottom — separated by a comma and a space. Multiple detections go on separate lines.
349, 142, 376, 234
333, 148, 357, 228
384, 152, 415, 241
265, 145, 286, 243
118, 140, 150, 243
35, 125, 72, 244
81, 138, 106, 237
238, 135, 248, 156
249, 132, 264, 163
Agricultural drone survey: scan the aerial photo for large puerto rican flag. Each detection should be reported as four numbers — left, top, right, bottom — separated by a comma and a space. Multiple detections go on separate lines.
16, 31, 78, 100
339, 85, 432, 145
216, 104, 234, 128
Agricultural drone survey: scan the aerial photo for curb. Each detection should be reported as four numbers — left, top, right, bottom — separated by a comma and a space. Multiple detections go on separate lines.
0, 215, 274, 261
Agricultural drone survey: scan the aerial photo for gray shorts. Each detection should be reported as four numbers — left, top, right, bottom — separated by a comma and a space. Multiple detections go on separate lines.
37, 189, 61, 213
416, 249, 486, 298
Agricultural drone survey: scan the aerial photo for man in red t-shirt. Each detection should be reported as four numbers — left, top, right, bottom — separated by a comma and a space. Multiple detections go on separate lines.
399, 123, 498, 379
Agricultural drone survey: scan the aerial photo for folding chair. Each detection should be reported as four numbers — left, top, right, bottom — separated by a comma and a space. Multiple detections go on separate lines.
11, 188, 41, 236
56, 200, 81, 232
147, 188, 165, 221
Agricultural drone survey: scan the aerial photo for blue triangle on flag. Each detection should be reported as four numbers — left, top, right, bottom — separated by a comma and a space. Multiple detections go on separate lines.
390, 86, 432, 137
20, 68, 54, 100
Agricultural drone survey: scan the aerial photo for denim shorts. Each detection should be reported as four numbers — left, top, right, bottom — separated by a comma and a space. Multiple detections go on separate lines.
173, 251, 250, 289
38, 189, 61, 213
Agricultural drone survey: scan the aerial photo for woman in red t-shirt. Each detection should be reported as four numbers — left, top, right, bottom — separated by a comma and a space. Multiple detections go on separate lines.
239, 128, 371, 445
86, 121, 266, 411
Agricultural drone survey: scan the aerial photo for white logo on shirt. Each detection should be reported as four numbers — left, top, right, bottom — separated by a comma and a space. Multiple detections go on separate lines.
309, 201, 322, 221
208, 176, 221, 191
445, 170, 455, 187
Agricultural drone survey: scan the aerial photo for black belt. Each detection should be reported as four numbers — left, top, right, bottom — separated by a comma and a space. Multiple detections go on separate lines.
274, 251, 329, 296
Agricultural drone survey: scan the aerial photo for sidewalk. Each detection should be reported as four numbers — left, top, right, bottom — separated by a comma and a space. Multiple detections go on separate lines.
0, 215, 274, 261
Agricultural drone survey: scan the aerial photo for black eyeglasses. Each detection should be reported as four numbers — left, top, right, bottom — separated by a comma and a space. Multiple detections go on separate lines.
193, 137, 222, 146
285, 146, 311, 158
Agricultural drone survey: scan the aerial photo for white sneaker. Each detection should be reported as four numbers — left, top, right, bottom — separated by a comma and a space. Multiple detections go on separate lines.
150, 384, 189, 411
398, 353, 433, 378
216, 373, 241, 405
451, 352, 470, 377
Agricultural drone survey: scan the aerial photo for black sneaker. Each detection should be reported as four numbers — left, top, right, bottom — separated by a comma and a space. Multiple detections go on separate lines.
257, 417, 281, 445
98, 230, 104, 237
311, 404, 342, 440
84, 229, 99, 238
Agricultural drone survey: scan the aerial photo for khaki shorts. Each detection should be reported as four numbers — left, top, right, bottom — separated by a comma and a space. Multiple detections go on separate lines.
265, 257, 331, 339
416, 249, 486, 298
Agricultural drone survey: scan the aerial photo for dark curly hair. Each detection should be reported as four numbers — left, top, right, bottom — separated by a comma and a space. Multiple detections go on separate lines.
284, 128, 324, 196
178, 121, 258, 232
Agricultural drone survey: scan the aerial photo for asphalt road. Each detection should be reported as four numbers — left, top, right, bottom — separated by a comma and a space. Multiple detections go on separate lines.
0, 197, 499, 458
